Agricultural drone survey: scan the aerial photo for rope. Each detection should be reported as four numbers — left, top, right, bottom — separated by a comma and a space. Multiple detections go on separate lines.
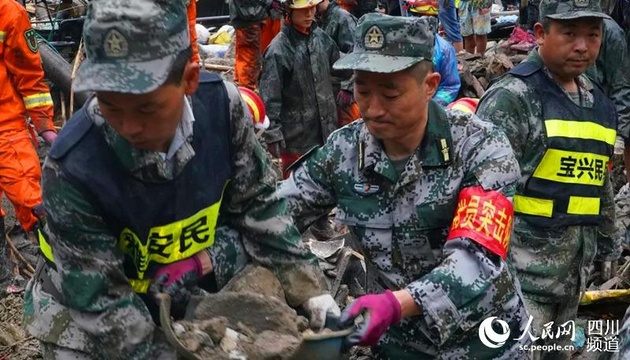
68, 38, 84, 120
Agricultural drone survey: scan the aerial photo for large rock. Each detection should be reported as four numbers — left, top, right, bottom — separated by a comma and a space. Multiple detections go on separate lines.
221, 264, 286, 302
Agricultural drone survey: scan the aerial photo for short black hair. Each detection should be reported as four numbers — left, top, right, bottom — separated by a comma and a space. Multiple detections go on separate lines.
165, 46, 193, 85
540, 17, 553, 32
405, 60, 434, 82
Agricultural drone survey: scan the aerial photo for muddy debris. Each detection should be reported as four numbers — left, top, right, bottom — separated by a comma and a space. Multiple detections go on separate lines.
171, 291, 307, 359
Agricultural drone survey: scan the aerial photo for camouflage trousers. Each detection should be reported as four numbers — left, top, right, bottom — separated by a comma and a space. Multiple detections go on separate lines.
523, 294, 581, 360
40, 342, 91, 360
40, 337, 177, 360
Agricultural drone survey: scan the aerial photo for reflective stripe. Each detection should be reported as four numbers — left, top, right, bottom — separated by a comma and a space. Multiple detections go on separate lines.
0, 31, 5, 42
128, 279, 151, 294
567, 196, 600, 215
23, 92, 54, 109
41, 188, 227, 295
545, 119, 617, 146
40, 229, 179, 295
513, 195, 554, 217
532, 149, 608, 186
119, 183, 228, 280
38, 229, 54, 262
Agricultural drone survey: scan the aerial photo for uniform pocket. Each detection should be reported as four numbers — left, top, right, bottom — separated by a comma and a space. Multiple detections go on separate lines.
336, 196, 392, 229
416, 198, 456, 233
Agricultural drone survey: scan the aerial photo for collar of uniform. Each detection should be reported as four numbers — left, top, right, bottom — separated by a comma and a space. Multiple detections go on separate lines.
164, 96, 195, 160
528, 48, 595, 93
285, 18, 311, 35
358, 100, 452, 182
358, 124, 398, 183
418, 100, 453, 168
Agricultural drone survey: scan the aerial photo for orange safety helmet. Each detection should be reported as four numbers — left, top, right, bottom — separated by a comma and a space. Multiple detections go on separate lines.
239, 87, 270, 131
447, 97, 480, 114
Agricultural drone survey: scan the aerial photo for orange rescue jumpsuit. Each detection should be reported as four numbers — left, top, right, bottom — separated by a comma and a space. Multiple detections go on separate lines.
337, 0, 356, 13
234, 18, 281, 90
187, 0, 199, 64
0, 0, 55, 232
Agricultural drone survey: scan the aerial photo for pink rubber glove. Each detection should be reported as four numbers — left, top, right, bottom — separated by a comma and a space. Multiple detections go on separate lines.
339, 290, 402, 346
41, 130, 57, 145
149, 256, 204, 311
153, 256, 203, 288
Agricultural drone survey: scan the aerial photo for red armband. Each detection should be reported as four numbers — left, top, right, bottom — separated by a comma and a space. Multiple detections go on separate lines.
445, 186, 514, 260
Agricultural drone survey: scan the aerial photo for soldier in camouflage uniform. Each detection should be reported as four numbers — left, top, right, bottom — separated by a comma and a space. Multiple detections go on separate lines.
476, 0, 622, 358
277, 13, 531, 360
22, 0, 339, 358
585, 18, 630, 182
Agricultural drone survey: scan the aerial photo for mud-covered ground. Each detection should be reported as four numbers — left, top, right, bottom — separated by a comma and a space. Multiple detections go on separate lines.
0, 294, 41, 360
0, 195, 41, 360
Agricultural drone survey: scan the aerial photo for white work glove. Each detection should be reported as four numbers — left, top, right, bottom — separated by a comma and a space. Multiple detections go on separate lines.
302, 294, 341, 331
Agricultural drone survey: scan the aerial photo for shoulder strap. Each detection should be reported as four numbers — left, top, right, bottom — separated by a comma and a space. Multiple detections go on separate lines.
508, 60, 542, 78
48, 105, 95, 160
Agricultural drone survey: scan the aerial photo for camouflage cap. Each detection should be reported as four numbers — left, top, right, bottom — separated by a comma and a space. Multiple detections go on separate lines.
333, 13, 434, 73
73, 0, 190, 94
539, 0, 611, 20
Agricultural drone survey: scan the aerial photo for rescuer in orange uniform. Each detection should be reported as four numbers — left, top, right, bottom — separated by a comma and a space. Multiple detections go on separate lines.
187, 0, 200, 63
230, 1, 282, 90
0, 0, 56, 237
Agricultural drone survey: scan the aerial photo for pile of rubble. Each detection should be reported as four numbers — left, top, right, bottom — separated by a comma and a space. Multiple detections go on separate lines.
166, 292, 307, 360
457, 26, 537, 98
457, 49, 527, 98
161, 265, 355, 360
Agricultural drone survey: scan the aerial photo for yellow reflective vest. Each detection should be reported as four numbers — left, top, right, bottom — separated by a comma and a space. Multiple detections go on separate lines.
508, 61, 617, 228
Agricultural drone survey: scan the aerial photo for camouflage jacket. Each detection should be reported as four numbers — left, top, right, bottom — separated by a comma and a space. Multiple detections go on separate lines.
260, 23, 340, 154
319, 1, 357, 54
278, 101, 531, 358
477, 49, 621, 302
23, 80, 327, 359
586, 18, 630, 142
319, 1, 357, 93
